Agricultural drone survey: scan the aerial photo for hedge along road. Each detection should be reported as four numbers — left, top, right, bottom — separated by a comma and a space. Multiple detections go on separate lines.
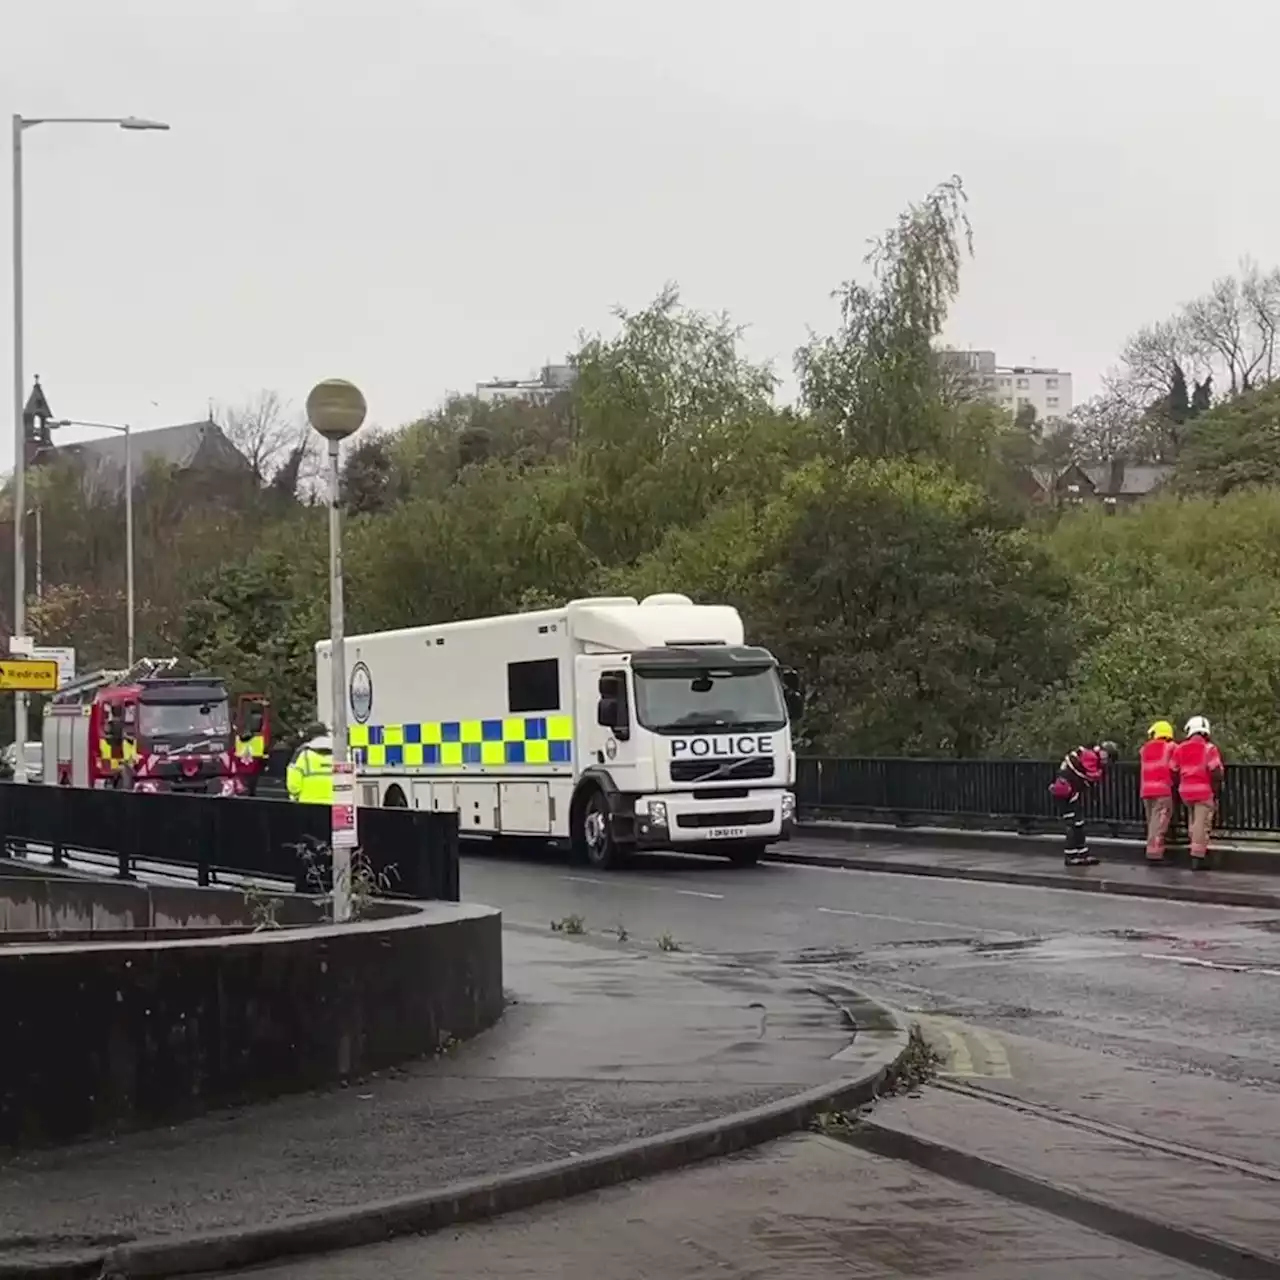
460, 839, 1280, 1100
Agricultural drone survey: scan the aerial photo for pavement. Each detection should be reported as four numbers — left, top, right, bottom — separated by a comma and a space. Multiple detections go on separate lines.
0, 923, 901, 1275
215, 1132, 1221, 1279
858, 1083, 1280, 1272
780, 825, 1280, 909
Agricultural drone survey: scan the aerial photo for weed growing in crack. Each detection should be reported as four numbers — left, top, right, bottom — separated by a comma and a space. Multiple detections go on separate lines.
294, 838, 399, 922
878, 1023, 944, 1096
242, 882, 283, 931
810, 1022, 944, 1138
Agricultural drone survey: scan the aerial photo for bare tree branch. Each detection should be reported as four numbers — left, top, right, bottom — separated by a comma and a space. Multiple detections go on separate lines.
214, 390, 303, 486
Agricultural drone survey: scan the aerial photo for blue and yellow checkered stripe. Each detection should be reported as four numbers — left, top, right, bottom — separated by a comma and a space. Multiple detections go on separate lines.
348, 716, 573, 769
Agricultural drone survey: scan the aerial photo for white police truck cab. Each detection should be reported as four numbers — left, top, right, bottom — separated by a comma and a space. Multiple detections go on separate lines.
315, 594, 802, 869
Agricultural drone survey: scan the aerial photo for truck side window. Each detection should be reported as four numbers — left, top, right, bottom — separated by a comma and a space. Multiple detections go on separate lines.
508, 658, 560, 713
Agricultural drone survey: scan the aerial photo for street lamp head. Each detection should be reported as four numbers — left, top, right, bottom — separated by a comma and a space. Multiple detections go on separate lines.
118, 116, 170, 131
306, 379, 368, 443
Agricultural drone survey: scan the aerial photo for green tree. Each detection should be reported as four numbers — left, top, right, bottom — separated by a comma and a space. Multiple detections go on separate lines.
179, 527, 327, 737
999, 491, 1280, 759
796, 176, 972, 459
615, 457, 1070, 756
1166, 361, 1191, 422
1175, 381, 1280, 495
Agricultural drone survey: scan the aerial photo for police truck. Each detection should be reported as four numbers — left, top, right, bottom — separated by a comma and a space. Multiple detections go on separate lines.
315, 594, 803, 868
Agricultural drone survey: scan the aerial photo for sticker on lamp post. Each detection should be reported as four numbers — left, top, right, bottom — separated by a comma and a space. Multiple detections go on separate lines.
332, 760, 358, 851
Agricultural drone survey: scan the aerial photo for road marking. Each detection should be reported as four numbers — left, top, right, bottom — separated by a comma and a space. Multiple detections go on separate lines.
559, 874, 724, 901
1141, 952, 1280, 978
816, 905, 977, 932
915, 1014, 1012, 1080
939, 1027, 975, 1076
968, 1026, 1013, 1079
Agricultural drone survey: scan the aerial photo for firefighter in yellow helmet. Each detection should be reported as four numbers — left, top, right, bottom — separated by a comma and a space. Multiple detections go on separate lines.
286, 722, 334, 804
1139, 720, 1176, 863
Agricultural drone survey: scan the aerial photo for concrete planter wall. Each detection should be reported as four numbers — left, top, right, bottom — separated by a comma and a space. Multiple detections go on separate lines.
0, 885, 503, 1148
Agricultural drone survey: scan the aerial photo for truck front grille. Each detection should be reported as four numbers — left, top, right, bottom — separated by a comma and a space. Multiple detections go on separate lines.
670, 756, 774, 783
676, 809, 773, 829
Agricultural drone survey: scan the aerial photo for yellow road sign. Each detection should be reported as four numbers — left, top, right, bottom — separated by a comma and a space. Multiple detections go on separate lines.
0, 658, 59, 692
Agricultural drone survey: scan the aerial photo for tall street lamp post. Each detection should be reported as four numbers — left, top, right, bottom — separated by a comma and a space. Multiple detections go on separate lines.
49, 419, 134, 665
306, 378, 367, 922
10, 113, 167, 774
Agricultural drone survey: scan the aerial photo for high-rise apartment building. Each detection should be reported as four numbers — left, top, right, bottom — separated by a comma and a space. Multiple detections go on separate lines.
944, 349, 1073, 421
474, 363, 577, 406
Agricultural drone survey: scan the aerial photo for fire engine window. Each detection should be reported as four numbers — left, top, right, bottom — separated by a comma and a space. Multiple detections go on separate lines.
508, 658, 560, 714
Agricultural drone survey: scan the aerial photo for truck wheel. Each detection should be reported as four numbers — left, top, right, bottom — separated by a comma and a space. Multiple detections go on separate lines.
383, 784, 408, 808
727, 842, 767, 867
574, 786, 622, 871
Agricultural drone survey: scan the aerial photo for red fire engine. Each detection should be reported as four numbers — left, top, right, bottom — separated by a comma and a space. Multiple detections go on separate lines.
41, 657, 271, 796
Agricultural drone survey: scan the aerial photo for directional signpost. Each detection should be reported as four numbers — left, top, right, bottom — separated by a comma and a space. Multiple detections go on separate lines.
0, 658, 58, 692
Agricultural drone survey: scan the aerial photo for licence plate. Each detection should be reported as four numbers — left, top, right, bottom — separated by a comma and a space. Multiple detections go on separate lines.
708, 826, 746, 839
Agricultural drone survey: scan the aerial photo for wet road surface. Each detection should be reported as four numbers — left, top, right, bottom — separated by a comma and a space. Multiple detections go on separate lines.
461, 841, 1280, 1089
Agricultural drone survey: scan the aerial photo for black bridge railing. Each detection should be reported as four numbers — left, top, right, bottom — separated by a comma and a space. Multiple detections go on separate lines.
0, 784, 460, 901
795, 758, 1280, 838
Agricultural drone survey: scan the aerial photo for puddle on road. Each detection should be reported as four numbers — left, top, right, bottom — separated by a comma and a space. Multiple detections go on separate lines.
789, 947, 863, 967
969, 937, 1042, 954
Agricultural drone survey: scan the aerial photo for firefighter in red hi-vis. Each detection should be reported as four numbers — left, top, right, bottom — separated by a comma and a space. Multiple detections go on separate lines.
1171, 716, 1225, 870
1049, 740, 1118, 867
1139, 720, 1176, 864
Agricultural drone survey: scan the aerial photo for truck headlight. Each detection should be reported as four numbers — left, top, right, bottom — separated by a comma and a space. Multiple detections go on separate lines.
781, 791, 796, 821
646, 800, 669, 828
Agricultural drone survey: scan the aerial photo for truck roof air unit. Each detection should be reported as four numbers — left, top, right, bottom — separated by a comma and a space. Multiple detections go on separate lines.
640, 593, 693, 607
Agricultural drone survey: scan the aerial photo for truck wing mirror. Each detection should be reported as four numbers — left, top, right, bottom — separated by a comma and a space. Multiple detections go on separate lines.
780, 668, 806, 723
596, 671, 631, 741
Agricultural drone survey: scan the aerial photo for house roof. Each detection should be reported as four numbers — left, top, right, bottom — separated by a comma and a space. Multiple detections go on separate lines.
1082, 463, 1174, 496
44, 420, 251, 495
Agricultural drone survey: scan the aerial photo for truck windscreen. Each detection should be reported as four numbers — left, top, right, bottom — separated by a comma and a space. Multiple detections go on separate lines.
138, 700, 231, 739
633, 666, 787, 734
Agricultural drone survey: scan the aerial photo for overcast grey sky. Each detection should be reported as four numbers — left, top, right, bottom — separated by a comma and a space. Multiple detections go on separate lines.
5, 0, 1280, 445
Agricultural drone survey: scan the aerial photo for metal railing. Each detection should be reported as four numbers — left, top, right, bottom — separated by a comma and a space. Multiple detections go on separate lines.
0, 784, 460, 900
795, 758, 1280, 838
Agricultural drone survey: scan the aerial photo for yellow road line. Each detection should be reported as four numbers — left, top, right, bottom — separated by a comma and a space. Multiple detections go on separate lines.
969, 1026, 1013, 1079
917, 1014, 1010, 1080
914, 1015, 975, 1077
940, 1027, 975, 1077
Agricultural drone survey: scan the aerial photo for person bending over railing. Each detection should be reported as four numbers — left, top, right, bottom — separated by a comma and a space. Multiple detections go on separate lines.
1049, 740, 1118, 867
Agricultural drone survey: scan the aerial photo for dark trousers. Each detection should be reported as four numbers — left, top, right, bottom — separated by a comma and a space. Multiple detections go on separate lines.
1060, 790, 1087, 854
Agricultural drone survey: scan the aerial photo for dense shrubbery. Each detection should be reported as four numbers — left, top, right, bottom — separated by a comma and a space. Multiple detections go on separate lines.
13, 180, 1280, 759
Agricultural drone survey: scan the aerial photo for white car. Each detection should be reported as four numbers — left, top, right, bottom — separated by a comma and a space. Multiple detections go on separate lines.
3, 741, 43, 783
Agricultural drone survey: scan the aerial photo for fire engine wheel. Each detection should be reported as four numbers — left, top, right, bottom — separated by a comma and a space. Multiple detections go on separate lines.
573, 786, 622, 871
383, 785, 409, 808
